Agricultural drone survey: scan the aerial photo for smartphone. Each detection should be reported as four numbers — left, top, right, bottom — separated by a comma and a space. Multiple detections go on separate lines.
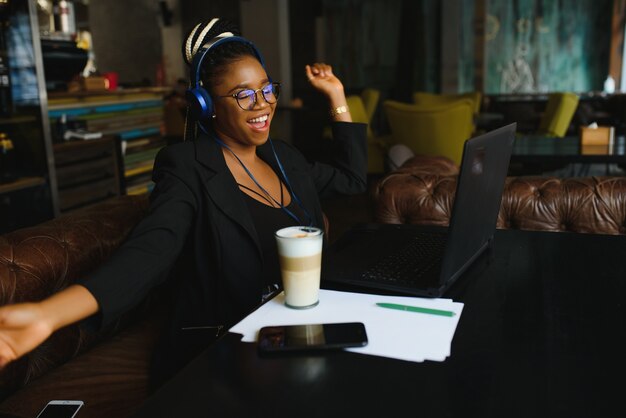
258, 322, 368, 353
35, 400, 84, 418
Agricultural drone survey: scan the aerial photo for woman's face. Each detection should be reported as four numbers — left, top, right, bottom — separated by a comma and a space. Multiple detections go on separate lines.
210, 55, 276, 149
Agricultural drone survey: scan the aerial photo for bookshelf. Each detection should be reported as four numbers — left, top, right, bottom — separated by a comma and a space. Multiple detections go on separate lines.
47, 88, 168, 202
0, 0, 57, 234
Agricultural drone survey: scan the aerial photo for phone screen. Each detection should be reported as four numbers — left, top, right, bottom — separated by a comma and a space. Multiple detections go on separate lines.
258, 322, 368, 352
36, 402, 83, 418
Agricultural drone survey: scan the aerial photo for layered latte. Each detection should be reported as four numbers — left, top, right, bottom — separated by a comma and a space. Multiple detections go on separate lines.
275, 226, 323, 309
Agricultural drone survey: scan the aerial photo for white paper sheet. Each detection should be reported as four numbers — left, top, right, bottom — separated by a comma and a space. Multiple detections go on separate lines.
229, 289, 463, 363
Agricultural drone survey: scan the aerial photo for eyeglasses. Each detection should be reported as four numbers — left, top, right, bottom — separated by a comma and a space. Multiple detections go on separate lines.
219, 82, 281, 111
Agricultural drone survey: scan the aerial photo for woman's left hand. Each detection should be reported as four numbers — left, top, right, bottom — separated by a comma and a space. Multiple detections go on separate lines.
305, 63, 345, 102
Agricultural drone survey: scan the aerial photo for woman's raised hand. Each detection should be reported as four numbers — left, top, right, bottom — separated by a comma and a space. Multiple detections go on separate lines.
305, 63, 351, 122
305, 63, 345, 100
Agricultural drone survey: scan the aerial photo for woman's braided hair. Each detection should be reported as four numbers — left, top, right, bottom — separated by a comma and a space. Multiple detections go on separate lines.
183, 18, 260, 94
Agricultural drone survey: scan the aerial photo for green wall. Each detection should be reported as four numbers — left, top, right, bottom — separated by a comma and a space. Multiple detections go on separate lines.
482, 0, 612, 94
322, 0, 611, 96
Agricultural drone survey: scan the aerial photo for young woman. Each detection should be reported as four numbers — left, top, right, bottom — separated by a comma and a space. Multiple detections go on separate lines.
0, 18, 366, 386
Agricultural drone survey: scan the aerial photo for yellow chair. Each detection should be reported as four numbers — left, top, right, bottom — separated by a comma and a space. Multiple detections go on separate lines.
383, 99, 474, 165
344, 95, 388, 174
537, 92, 579, 137
413, 91, 482, 115
361, 88, 380, 124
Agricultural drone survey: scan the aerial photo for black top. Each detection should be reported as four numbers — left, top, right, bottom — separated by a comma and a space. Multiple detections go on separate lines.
242, 191, 306, 289
79, 122, 367, 386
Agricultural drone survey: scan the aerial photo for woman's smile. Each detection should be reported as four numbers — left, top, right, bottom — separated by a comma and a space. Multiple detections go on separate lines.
247, 113, 270, 132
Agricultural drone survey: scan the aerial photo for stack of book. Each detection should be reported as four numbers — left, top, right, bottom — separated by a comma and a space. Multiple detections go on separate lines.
122, 132, 165, 195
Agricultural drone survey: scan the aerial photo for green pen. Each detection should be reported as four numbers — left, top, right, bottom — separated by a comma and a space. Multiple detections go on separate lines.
376, 302, 456, 317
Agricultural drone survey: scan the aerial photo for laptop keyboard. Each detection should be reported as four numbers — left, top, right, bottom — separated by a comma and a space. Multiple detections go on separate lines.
362, 232, 447, 285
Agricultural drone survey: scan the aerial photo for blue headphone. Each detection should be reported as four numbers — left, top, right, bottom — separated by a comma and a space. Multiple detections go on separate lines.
185, 35, 267, 121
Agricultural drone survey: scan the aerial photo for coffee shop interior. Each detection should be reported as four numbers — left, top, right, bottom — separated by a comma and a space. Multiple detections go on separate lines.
0, 0, 624, 235
2, 0, 626, 417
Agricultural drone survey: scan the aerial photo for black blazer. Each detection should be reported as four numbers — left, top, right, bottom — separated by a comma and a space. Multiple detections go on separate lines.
81, 122, 366, 367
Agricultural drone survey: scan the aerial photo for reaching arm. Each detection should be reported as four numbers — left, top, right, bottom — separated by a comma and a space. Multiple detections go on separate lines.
0, 284, 98, 367
0, 145, 198, 368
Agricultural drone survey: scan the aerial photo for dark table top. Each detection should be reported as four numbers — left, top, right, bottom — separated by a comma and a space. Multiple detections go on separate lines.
134, 229, 626, 418
511, 134, 626, 164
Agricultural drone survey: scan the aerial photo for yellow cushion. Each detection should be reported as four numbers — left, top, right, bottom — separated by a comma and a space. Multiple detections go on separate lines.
413, 91, 482, 115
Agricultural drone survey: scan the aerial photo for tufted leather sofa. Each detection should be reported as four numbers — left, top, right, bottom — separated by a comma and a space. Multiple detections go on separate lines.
0, 194, 165, 418
0, 186, 338, 418
373, 156, 626, 235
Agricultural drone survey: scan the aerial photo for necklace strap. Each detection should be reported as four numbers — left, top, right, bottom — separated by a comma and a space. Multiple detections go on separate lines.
268, 138, 313, 226
237, 183, 276, 206
212, 134, 312, 226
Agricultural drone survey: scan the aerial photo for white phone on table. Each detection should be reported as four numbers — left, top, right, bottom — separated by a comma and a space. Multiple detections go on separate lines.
35, 400, 84, 418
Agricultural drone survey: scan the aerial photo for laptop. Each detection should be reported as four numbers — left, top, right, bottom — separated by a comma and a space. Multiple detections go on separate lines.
322, 123, 516, 297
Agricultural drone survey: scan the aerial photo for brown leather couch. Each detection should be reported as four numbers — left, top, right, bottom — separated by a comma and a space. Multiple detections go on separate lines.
373, 156, 626, 235
0, 189, 333, 418
0, 194, 162, 418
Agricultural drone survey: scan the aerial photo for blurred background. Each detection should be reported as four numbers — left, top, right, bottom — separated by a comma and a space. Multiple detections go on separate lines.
1, 0, 624, 233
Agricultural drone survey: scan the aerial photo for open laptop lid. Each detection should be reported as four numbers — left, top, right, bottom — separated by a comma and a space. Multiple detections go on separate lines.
436, 123, 516, 287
